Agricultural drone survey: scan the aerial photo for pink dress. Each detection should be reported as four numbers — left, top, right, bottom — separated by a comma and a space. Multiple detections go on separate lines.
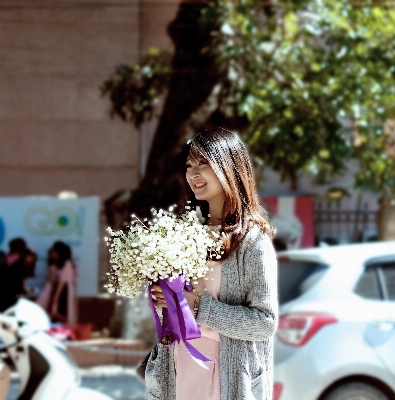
36, 261, 76, 323
174, 261, 222, 400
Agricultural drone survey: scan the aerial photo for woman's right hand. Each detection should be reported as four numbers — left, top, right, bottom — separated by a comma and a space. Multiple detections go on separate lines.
150, 284, 167, 308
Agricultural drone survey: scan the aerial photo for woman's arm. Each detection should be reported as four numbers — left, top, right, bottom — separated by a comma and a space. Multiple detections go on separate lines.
51, 280, 66, 314
51, 262, 73, 316
196, 233, 278, 341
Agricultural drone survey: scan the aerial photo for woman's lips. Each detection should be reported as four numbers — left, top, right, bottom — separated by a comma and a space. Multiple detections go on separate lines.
194, 182, 207, 190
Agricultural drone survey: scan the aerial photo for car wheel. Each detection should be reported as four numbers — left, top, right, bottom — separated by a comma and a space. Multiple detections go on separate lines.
323, 382, 389, 400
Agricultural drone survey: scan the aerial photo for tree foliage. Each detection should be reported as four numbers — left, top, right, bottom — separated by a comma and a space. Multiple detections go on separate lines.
201, 0, 395, 193
102, 0, 395, 202
102, 3, 223, 218
354, 118, 395, 198
101, 48, 172, 127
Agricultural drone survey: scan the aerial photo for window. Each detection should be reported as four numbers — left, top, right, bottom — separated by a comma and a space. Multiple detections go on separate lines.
278, 260, 329, 305
380, 263, 395, 301
354, 259, 395, 301
354, 266, 381, 300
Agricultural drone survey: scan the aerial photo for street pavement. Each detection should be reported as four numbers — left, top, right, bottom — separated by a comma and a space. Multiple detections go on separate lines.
7, 365, 146, 400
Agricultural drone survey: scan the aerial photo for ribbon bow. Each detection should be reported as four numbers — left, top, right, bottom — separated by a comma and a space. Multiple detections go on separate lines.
148, 275, 214, 369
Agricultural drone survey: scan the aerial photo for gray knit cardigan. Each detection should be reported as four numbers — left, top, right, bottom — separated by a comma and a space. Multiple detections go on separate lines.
145, 225, 278, 400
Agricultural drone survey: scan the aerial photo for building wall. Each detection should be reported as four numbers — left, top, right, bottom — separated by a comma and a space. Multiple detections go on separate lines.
0, 0, 180, 290
0, 0, 141, 198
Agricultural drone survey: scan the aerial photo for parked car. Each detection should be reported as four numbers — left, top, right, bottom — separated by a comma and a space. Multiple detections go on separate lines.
273, 241, 395, 400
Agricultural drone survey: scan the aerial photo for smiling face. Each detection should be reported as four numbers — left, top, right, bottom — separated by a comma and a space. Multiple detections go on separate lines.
185, 157, 225, 206
181, 127, 274, 257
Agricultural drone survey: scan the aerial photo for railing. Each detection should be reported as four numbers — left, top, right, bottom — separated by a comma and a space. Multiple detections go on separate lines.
314, 202, 378, 245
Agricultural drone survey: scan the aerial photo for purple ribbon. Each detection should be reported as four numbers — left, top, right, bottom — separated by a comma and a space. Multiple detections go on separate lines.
148, 275, 214, 369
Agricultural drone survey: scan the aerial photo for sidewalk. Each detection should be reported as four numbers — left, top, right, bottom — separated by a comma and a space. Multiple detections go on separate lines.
65, 338, 152, 367
7, 365, 146, 400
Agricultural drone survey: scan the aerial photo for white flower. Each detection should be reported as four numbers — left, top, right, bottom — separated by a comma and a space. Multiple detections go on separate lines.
105, 206, 223, 298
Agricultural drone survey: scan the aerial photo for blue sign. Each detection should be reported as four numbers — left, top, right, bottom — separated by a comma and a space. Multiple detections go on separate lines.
0, 217, 5, 246
0, 197, 99, 296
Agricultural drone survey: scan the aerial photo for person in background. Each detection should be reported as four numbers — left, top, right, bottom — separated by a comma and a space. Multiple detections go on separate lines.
0, 238, 36, 312
273, 237, 287, 252
23, 248, 37, 282
36, 241, 76, 324
0, 250, 8, 312
0, 240, 36, 400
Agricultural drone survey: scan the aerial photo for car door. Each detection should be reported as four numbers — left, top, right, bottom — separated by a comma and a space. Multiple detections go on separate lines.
360, 260, 395, 377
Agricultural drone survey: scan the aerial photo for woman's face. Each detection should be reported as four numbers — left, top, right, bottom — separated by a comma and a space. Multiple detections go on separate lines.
48, 249, 59, 266
186, 157, 225, 204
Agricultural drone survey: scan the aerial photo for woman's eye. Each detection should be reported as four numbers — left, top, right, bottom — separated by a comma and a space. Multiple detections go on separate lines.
198, 160, 207, 166
185, 163, 191, 169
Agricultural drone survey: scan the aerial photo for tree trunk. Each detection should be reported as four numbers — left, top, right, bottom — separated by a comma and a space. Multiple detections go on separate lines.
290, 175, 298, 192
378, 198, 395, 240
128, 2, 220, 218
112, 2, 222, 338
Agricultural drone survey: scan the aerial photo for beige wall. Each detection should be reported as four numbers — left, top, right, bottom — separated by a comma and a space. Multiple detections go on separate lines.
0, 0, 141, 198
0, 0, 180, 289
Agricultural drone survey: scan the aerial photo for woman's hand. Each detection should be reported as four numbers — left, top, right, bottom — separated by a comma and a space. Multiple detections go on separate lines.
150, 284, 167, 308
151, 284, 197, 315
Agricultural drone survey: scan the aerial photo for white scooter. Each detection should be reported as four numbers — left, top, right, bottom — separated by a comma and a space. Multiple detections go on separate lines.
0, 298, 113, 400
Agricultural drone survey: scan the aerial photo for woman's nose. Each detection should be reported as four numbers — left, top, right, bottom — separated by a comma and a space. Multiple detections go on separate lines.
188, 167, 200, 178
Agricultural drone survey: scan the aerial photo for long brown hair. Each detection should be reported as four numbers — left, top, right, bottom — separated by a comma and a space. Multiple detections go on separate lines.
180, 127, 275, 258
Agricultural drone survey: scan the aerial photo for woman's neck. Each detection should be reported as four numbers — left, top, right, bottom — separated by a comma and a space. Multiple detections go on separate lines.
207, 199, 224, 226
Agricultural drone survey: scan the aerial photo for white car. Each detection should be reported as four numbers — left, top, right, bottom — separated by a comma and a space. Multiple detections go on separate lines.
273, 241, 395, 400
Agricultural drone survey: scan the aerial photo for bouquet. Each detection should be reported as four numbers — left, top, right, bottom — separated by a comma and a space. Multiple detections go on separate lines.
105, 204, 223, 367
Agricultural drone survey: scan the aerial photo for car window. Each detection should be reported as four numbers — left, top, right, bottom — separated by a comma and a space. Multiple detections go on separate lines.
354, 266, 381, 300
278, 260, 329, 305
354, 260, 395, 301
381, 263, 395, 301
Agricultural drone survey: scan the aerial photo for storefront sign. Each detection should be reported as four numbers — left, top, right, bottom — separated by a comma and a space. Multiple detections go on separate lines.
0, 197, 99, 296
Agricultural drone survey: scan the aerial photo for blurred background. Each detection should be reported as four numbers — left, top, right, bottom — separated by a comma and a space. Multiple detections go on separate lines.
0, 1, 394, 399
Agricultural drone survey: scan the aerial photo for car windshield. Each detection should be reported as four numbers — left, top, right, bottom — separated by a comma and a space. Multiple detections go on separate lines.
278, 259, 329, 305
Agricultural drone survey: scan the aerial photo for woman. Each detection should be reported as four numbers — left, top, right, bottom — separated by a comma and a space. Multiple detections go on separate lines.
148, 127, 278, 400
0, 238, 36, 312
36, 241, 76, 324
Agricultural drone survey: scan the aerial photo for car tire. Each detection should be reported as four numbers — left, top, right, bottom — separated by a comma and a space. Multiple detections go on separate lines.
323, 382, 389, 400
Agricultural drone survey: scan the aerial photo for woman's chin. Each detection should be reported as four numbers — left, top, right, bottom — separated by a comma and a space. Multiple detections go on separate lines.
194, 193, 207, 201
